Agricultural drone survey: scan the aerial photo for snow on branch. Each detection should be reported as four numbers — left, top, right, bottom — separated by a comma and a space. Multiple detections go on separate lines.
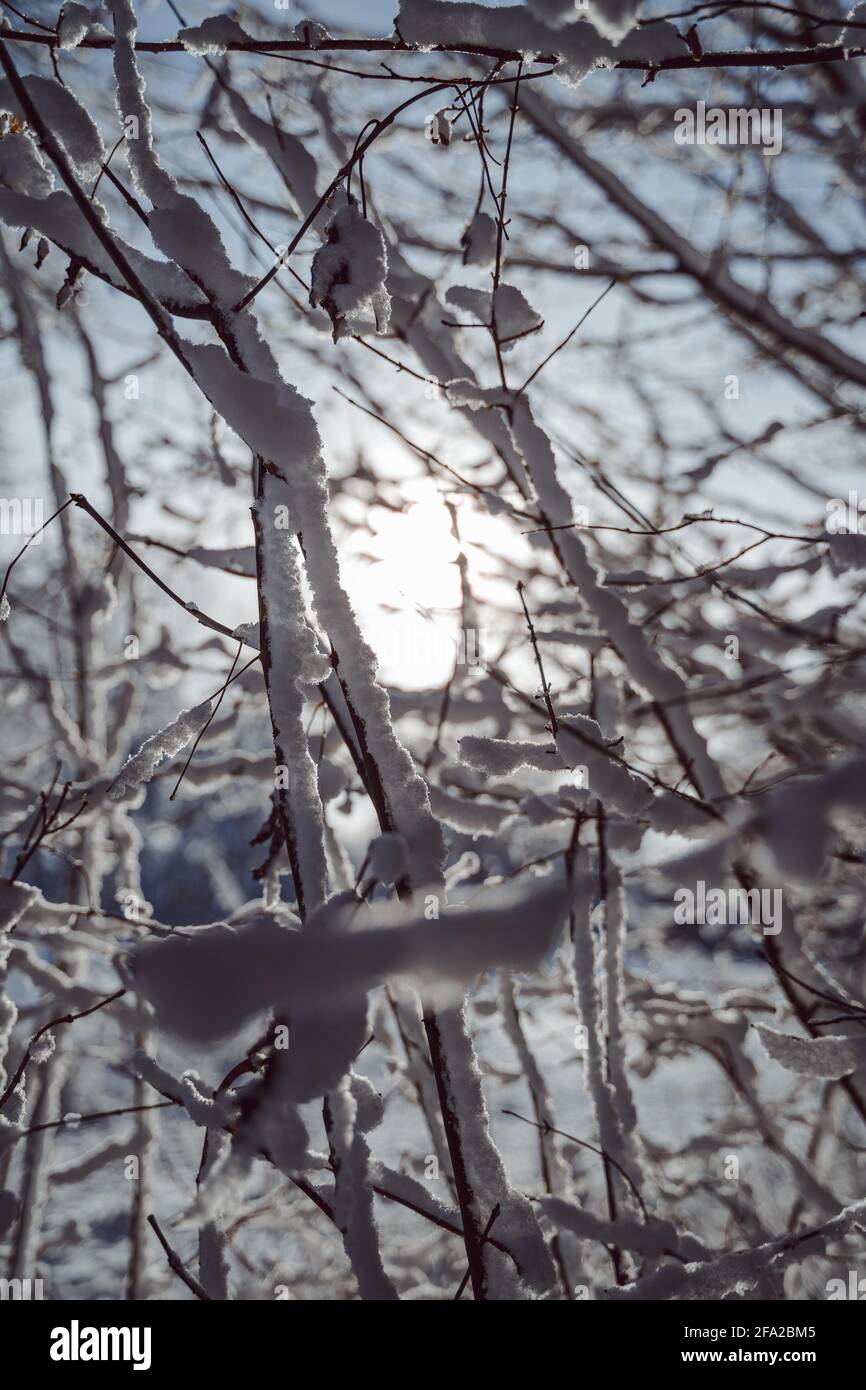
755, 1026, 866, 1080
130, 880, 566, 1045
606, 1199, 866, 1300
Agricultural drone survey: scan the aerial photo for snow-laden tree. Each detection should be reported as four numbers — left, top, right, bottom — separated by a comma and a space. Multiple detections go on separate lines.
0, 0, 865, 1300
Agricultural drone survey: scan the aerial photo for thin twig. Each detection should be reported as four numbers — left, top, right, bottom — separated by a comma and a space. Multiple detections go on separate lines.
517, 580, 559, 734
0, 987, 126, 1114
147, 1214, 212, 1300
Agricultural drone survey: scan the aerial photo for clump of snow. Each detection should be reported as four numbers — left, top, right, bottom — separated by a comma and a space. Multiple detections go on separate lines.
445, 850, 481, 890
328, 1075, 398, 1299
397, 0, 553, 49
349, 1072, 384, 1133
30, 1030, 56, 1063
427, 109, 453, 146
108, 699, 213, 801
178, 15, 252, 56
615, 21, 684, 63
755, 1025, 866, 1080
0, 184, 210, 310
230, 621, 259, 648
542, 1196, 695, 1260
57, 2, 92, 49
428, 782, 511, 833
460, 211, 497, 266
398, 0, 610, 84
148, 200, 255, 307
310, 199, 391, 341
752, 752, 866, 881
186, 347, 323, 464
827, 532, 866, 573
446, 283, 543, 350
132, 1049, 234, 1127
556, 714, 652, 816
606, 1198, 866, 1300
294, 18, 332, 47
527, 0, 575, 21
0, 76, 105, 181
445, 377, 509, 410
587, 0, 639, 43
368, 833, 409, 885
397, 0, 683, 87
271, 989, 369, 1105
132, 882, 565, 1043
459, 734, 560, 776
0, 880, 40, 933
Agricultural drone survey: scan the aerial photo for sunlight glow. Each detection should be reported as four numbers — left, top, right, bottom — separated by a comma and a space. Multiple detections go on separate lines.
361, 491, 462, 690
342, 481, 531, 691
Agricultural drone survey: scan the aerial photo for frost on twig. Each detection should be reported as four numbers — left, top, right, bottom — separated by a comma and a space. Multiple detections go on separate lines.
107, 701, 214, 803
